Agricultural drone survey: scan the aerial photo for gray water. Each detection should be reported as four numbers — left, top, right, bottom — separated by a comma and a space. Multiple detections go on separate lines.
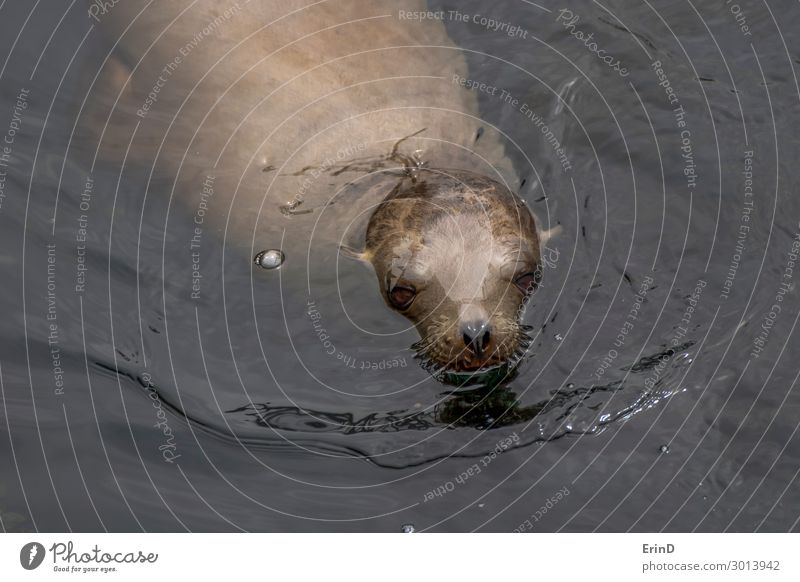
1, 0, 800, 532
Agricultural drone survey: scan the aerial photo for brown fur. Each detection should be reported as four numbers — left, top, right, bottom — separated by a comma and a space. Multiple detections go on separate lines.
365, 169, 540, 372
85, 0, 547, 373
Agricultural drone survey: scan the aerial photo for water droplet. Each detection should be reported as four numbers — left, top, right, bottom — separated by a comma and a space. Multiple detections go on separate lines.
254, 249, 285, 270
659, 444, 670, 454
401, 524, 415, 533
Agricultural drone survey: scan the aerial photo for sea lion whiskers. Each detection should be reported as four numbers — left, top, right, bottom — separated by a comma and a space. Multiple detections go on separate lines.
412, 312, 530, 373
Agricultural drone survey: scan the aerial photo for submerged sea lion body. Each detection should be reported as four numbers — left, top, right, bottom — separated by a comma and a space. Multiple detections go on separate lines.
86, 0, 517, 230
85, 0, 547, 373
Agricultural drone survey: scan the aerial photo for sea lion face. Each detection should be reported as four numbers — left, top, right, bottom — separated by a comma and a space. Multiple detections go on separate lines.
365, 170, 541, 373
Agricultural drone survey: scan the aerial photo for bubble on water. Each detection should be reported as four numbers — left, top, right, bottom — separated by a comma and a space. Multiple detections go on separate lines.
254, 249, 285, 270
401, 524, 415, 533
659, 444, 670, 454
475, 413, 497, 431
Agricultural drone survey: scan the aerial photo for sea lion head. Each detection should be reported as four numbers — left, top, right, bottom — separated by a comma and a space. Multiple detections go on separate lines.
364, 169, 541, 374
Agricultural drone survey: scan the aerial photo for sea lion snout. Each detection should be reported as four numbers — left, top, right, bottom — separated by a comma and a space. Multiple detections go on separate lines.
461, 320, 492, 358
364, 169, 542, 374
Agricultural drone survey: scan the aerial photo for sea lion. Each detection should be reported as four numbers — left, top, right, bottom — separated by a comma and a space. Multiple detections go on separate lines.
83, 0, 553, 374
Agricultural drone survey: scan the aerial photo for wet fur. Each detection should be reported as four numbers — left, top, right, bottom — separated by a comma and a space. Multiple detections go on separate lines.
365, 169, 541, 372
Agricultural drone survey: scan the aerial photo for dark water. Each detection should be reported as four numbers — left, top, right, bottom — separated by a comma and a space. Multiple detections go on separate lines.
2, 0, 800, 532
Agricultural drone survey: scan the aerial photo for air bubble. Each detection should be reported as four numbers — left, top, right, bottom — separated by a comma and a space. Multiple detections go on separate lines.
254, 249, 285, 270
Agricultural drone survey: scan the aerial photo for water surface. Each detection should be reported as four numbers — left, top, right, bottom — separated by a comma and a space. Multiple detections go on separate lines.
1, 0, 800, 531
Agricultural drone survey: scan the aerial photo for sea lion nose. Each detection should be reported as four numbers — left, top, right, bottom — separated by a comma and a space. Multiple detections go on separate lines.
462, 321, 491, 357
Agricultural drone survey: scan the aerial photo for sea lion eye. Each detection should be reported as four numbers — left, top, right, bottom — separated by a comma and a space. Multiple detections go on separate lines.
514, 271, 540, 295
389, 285, 416, 309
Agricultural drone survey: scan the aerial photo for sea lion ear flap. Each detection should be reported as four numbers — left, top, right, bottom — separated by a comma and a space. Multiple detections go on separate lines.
531, 211, 562, 246
338, 207, 375, 267
339, 244, 372, 265
538, 225, 562, 246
